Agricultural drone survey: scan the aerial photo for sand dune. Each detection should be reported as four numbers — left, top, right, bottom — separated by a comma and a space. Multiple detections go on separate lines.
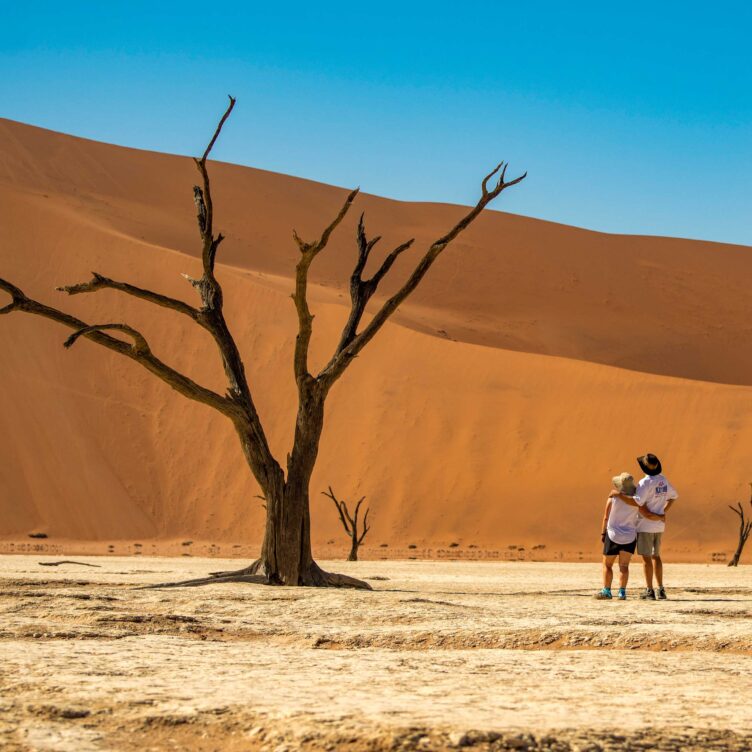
1, 118, 751, 558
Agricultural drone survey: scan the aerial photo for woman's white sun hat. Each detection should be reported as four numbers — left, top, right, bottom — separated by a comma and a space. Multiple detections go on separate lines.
612, 472, 636, 496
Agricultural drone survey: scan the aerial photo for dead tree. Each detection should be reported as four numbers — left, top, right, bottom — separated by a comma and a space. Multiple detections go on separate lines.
0, 96, 526, 589
323, 487, 371, 561
728, 484, 752, 567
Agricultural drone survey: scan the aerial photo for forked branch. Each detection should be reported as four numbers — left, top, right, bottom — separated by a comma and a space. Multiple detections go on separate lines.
64, 323, 150, 354
5, 98, 282, 495
0, 279, 235, 417
193, 95, 236, 277
320, 162, 527, 383
0, 278, 26, 315
182, 97, 282, 487
58, 273, 200, 321
357, 506, 371, 545
293, 188, 360, 257
334, 214, 415, 353
292, 188, 359, 384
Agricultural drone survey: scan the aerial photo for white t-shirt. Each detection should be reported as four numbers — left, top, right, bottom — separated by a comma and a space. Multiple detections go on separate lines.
634, 474, 678, 533
606, 494, 643, 544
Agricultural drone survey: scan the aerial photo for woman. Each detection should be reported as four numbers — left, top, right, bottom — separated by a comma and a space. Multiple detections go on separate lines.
596, 472, 660, 600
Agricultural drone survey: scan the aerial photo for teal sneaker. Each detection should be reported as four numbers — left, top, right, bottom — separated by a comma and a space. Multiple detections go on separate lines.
595, 588, 612, 600
617, 588, 627, 600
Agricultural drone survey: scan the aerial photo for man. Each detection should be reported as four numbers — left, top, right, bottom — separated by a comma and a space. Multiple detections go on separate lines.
610, 453, 678, 600
597, 472, 665, 600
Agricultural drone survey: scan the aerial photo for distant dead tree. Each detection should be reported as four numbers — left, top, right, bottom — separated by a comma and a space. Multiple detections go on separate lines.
0, 96, 525, 589
728, 484, 752, 567
323, 486, 371, 561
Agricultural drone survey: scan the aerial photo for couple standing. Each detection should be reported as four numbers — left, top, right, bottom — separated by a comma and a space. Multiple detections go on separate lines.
597, 453, 678, 600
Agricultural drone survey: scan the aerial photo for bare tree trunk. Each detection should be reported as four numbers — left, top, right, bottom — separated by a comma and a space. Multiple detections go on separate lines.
273, 380, 325, 584
727, 487, 752, 567
2, 97, 524, 592
727, 508, 751, 567
200, 386, 367, 588
323, 486, 370, 562
728, 539, 745, 567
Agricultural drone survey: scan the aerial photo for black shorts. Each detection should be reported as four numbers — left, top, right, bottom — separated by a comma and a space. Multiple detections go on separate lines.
603, 534, 636, 556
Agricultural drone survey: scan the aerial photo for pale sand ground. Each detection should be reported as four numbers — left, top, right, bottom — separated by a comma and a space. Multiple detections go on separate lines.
1, 556, 751, 751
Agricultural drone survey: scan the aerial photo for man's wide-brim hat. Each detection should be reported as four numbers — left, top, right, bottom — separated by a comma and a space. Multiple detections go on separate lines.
612, 472, 637, 496
637, 453, 662, 476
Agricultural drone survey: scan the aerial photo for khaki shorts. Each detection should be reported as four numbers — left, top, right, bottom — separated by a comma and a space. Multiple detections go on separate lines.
637, 532, 663, 556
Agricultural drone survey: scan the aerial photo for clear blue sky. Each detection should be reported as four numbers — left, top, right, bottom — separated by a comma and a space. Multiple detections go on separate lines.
2, 2, 751, 245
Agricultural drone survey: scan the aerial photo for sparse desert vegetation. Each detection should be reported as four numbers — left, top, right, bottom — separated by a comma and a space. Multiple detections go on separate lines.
728, 484, 752, 567
323, 486, 372, 561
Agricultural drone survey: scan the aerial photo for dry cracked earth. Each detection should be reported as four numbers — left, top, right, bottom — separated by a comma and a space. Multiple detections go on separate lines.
0, 556, 750, 751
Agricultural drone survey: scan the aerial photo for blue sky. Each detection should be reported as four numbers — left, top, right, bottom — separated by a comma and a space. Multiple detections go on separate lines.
2, 2, 751, 245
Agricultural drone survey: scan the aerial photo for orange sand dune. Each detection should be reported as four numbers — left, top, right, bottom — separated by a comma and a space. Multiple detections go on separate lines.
1, 118, 750, 560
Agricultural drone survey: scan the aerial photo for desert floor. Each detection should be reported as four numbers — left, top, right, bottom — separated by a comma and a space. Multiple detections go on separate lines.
1, 556, 750, 752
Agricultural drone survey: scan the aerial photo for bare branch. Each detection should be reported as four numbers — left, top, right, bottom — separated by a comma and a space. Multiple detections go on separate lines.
358, 507, 371, 544
327, 215, 415, 357
193, 95, 236, 273
176, 99, 280, 487
64, 323, 150, 353
481, 161, 526, 201
0, 278, 235, 417
319, 163, 526, 385
352, 496, 365, 535
315, 188, 359, 253
57, 272, 200, 321
341, 502, 355, 530
423, 161, 526, 257
201, 96, 236, 164
5, 97, 282, 503
369, 238, 415, 289
0, 278, 27, 314
481, 162, 504, 195
292, 189, 359, 384
352, 213, 381, 279
293, 188, 360, 256
323, 487, 352, 534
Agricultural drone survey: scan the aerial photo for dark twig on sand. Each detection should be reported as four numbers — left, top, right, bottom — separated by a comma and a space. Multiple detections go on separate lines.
38, 560, 103, 568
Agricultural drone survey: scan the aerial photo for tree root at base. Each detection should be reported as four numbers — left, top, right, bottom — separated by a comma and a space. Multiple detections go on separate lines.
142, 559, 372, 590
